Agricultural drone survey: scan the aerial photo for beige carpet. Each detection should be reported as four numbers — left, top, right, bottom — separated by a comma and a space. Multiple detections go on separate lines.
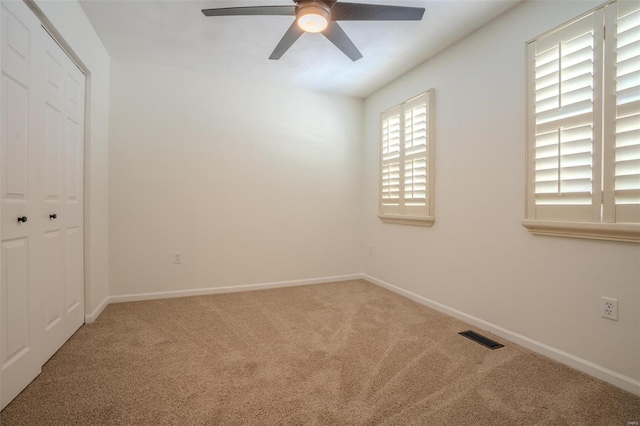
1, 279, 639, 425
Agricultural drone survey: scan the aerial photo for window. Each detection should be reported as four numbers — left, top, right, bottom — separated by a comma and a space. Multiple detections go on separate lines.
523, 0, 640, 242
379, 90, 435, 226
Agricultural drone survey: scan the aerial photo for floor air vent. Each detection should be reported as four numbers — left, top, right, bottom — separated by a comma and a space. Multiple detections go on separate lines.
459, 330, 504, 350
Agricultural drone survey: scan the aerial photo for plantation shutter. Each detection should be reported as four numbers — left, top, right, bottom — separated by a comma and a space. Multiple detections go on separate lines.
604, 1, 640, 224
379, 90, 435, 224
403, 93, 430, 216
381, 106, 402, 215
527, 10, 604, 222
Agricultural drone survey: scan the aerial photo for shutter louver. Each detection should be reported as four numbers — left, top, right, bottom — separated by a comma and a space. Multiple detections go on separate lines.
528, 12, 603, 222
606, 2, 640, 223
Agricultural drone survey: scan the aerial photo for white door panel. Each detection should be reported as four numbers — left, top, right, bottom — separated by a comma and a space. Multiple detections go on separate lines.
0, 1, 45, 410
40, 26, 85, 363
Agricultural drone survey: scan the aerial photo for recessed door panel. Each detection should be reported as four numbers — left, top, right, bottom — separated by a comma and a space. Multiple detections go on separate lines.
1, 75, 29, 201
1, 238, 29, 367
66, 117, 80, 202
46, 51, 62, 95
1, 7, 30, 87
6, 12, 29, 61
67, 73, 80, 118
44, 231, 62, 330
44, 103, 61, 201
65, 227, 80, 313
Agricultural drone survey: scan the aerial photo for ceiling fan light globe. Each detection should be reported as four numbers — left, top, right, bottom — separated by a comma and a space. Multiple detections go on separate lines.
297, 5, 330, 33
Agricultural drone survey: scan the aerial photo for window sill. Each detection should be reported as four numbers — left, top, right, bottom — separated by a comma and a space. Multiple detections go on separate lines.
521, 220, 640, 243
379, 214, 435, 227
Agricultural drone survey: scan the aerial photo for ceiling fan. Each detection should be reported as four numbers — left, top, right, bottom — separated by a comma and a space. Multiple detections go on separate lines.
202, 1, 425, 61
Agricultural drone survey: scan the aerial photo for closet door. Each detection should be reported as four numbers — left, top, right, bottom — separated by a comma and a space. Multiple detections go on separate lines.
41, 27, 85, 363
0, 1, 46, 409
0, 2, 85, 410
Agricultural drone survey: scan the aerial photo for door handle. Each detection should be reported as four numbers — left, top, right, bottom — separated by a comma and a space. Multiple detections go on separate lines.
17, 216, 28, 223
49, 214, 57, 219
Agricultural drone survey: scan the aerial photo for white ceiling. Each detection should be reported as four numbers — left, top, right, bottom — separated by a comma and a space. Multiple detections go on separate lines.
79, 0, 523, 98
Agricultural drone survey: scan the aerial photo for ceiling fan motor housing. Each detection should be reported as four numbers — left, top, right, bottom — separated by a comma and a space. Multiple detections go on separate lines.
296, 2, 331, 33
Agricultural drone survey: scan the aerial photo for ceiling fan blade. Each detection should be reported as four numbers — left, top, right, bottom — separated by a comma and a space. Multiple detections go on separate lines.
322, 22, 362, 61
202, 6, 295, 17
269, 21, 305, 60
330, 3, 425, 21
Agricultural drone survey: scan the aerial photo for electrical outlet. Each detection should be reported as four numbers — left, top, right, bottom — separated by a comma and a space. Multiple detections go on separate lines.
174, 252, 182, 264
601, 297, 618, 321
369, 246, 374, 255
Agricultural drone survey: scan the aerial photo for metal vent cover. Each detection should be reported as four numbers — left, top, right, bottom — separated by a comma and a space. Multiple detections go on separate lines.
459, 330, 504, 350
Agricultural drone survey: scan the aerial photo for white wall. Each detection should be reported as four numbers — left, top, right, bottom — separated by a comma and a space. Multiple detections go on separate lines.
108, 58, 363, 296
31, 0, 111, 317
362, 0, 640, 384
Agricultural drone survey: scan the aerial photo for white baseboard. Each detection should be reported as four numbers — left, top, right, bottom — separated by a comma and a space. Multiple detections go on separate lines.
362, 274, 640, 397
109, 273, 362, 303
86, 274, 363, 320
84, 296, 110, 324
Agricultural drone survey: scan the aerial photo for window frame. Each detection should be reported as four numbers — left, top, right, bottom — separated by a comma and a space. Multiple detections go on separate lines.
523, 0, 640, 243
378, 89, 435, 227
